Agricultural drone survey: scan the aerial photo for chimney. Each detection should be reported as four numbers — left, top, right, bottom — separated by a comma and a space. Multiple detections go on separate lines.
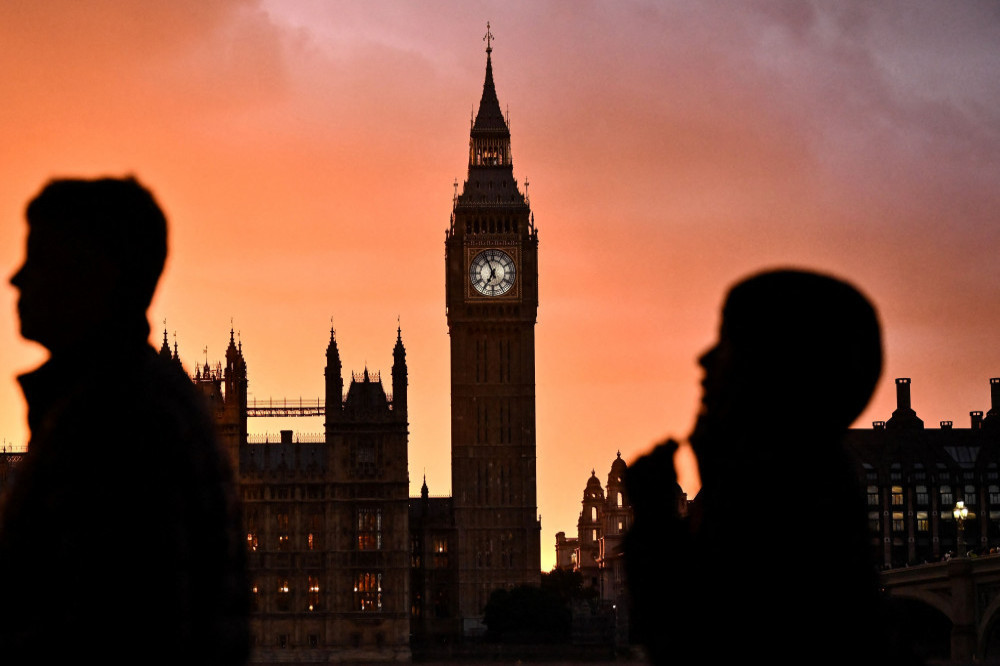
887, 378, 923, 429
895, 378, 912, 411
971, 412, 983, 430
873, 421, 886, 431
941, 421, 953, 429
280, 429, 293, 444
991, 378, 1000, 416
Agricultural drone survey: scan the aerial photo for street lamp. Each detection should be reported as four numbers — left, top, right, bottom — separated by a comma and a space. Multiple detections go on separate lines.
954, 500, 969, 557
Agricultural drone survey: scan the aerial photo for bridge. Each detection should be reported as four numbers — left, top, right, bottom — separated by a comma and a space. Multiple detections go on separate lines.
246, 397, 324, 418
880, 553, 1000, 663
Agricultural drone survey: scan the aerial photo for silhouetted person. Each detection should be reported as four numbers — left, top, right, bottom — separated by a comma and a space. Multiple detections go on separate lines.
0, 177, 250, 664
624, 269, 910, 665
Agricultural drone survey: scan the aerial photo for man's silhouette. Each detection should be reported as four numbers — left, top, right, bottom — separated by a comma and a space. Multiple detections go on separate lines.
0, 177, 249, 663
624, 268, 903, 665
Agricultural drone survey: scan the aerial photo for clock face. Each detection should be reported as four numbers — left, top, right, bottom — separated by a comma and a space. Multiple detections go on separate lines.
469, 249, 516, 296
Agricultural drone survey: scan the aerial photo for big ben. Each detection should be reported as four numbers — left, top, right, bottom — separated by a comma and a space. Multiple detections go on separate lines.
446, 26, 541, 628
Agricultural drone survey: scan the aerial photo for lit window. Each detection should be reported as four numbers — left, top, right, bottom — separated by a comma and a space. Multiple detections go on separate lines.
891, 486, 903, 506
277, 513, 290, 551
308, 575, 321, 611
917, 511, 929, 532
354, 572, 383, 612
277, 578, 290, 611
357, 508, 383, 551
433, 538, 449, 568
892, 512, 904, 532
247, 532, 258, 551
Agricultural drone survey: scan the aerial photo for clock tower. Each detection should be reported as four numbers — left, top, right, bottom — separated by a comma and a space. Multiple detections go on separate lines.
445, 27, 541, 628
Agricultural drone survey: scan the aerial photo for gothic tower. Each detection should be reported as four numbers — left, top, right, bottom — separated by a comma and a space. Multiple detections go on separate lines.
324, 329, 411, 658
222, 328, 248, 472
445, 28, 541, 626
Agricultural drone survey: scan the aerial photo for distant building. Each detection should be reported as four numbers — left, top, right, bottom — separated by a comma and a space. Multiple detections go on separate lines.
845, 377, 1000, 568
552, 378, 1000, 632
555, 454, 636, 606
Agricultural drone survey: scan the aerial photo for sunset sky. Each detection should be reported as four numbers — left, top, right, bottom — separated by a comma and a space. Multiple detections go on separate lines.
2, 1, 999, 572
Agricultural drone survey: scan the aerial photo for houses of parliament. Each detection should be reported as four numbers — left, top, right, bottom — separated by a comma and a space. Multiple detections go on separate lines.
3, 27, 1000, 666
174, 36, 536, 661
164, 35, 542, 660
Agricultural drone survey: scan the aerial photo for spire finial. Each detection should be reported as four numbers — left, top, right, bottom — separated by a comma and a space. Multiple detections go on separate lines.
484, 21, 494, 54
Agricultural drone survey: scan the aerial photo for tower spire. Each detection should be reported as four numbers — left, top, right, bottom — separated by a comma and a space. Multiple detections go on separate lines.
325, 322, 343, 426
471, 27, 508, 139
159, 321, 172, 360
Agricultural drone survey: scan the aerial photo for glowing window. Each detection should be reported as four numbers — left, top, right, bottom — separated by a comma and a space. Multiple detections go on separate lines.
354, 572, 383, 612
357, 508, 383, 551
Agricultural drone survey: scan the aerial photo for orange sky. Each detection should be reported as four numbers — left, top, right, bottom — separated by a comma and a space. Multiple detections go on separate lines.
2, 1, 999, 573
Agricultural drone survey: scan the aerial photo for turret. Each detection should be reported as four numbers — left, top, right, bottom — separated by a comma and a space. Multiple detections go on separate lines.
224, 327, 248, 414
158, 327, 172, 360
221, 327, 248, 473
325, 326, 343, 426
605, 452, 628, 511
579, 471, 604, 544
392, 325, 407, 420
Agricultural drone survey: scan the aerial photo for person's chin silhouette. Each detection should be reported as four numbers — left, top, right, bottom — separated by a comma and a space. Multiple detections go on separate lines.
625, 268, 907, 666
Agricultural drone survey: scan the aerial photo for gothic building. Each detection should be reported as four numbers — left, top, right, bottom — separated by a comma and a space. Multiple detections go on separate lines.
183, 327, 411, 661
0, 31, 544, 662
444, 27, 542, 630
186, 34, 539, 658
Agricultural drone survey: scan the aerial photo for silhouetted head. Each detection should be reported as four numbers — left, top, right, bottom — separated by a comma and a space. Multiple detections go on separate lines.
10, 176, 167, 353
693, 269, 882, 462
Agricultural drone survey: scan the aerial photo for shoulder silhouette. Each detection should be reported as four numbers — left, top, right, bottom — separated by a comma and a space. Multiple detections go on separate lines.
624, 268, 915, 665
0, 176, 250, 664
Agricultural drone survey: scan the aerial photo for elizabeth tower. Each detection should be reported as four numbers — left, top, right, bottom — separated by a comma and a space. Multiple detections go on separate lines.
445, 29, 541, 626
